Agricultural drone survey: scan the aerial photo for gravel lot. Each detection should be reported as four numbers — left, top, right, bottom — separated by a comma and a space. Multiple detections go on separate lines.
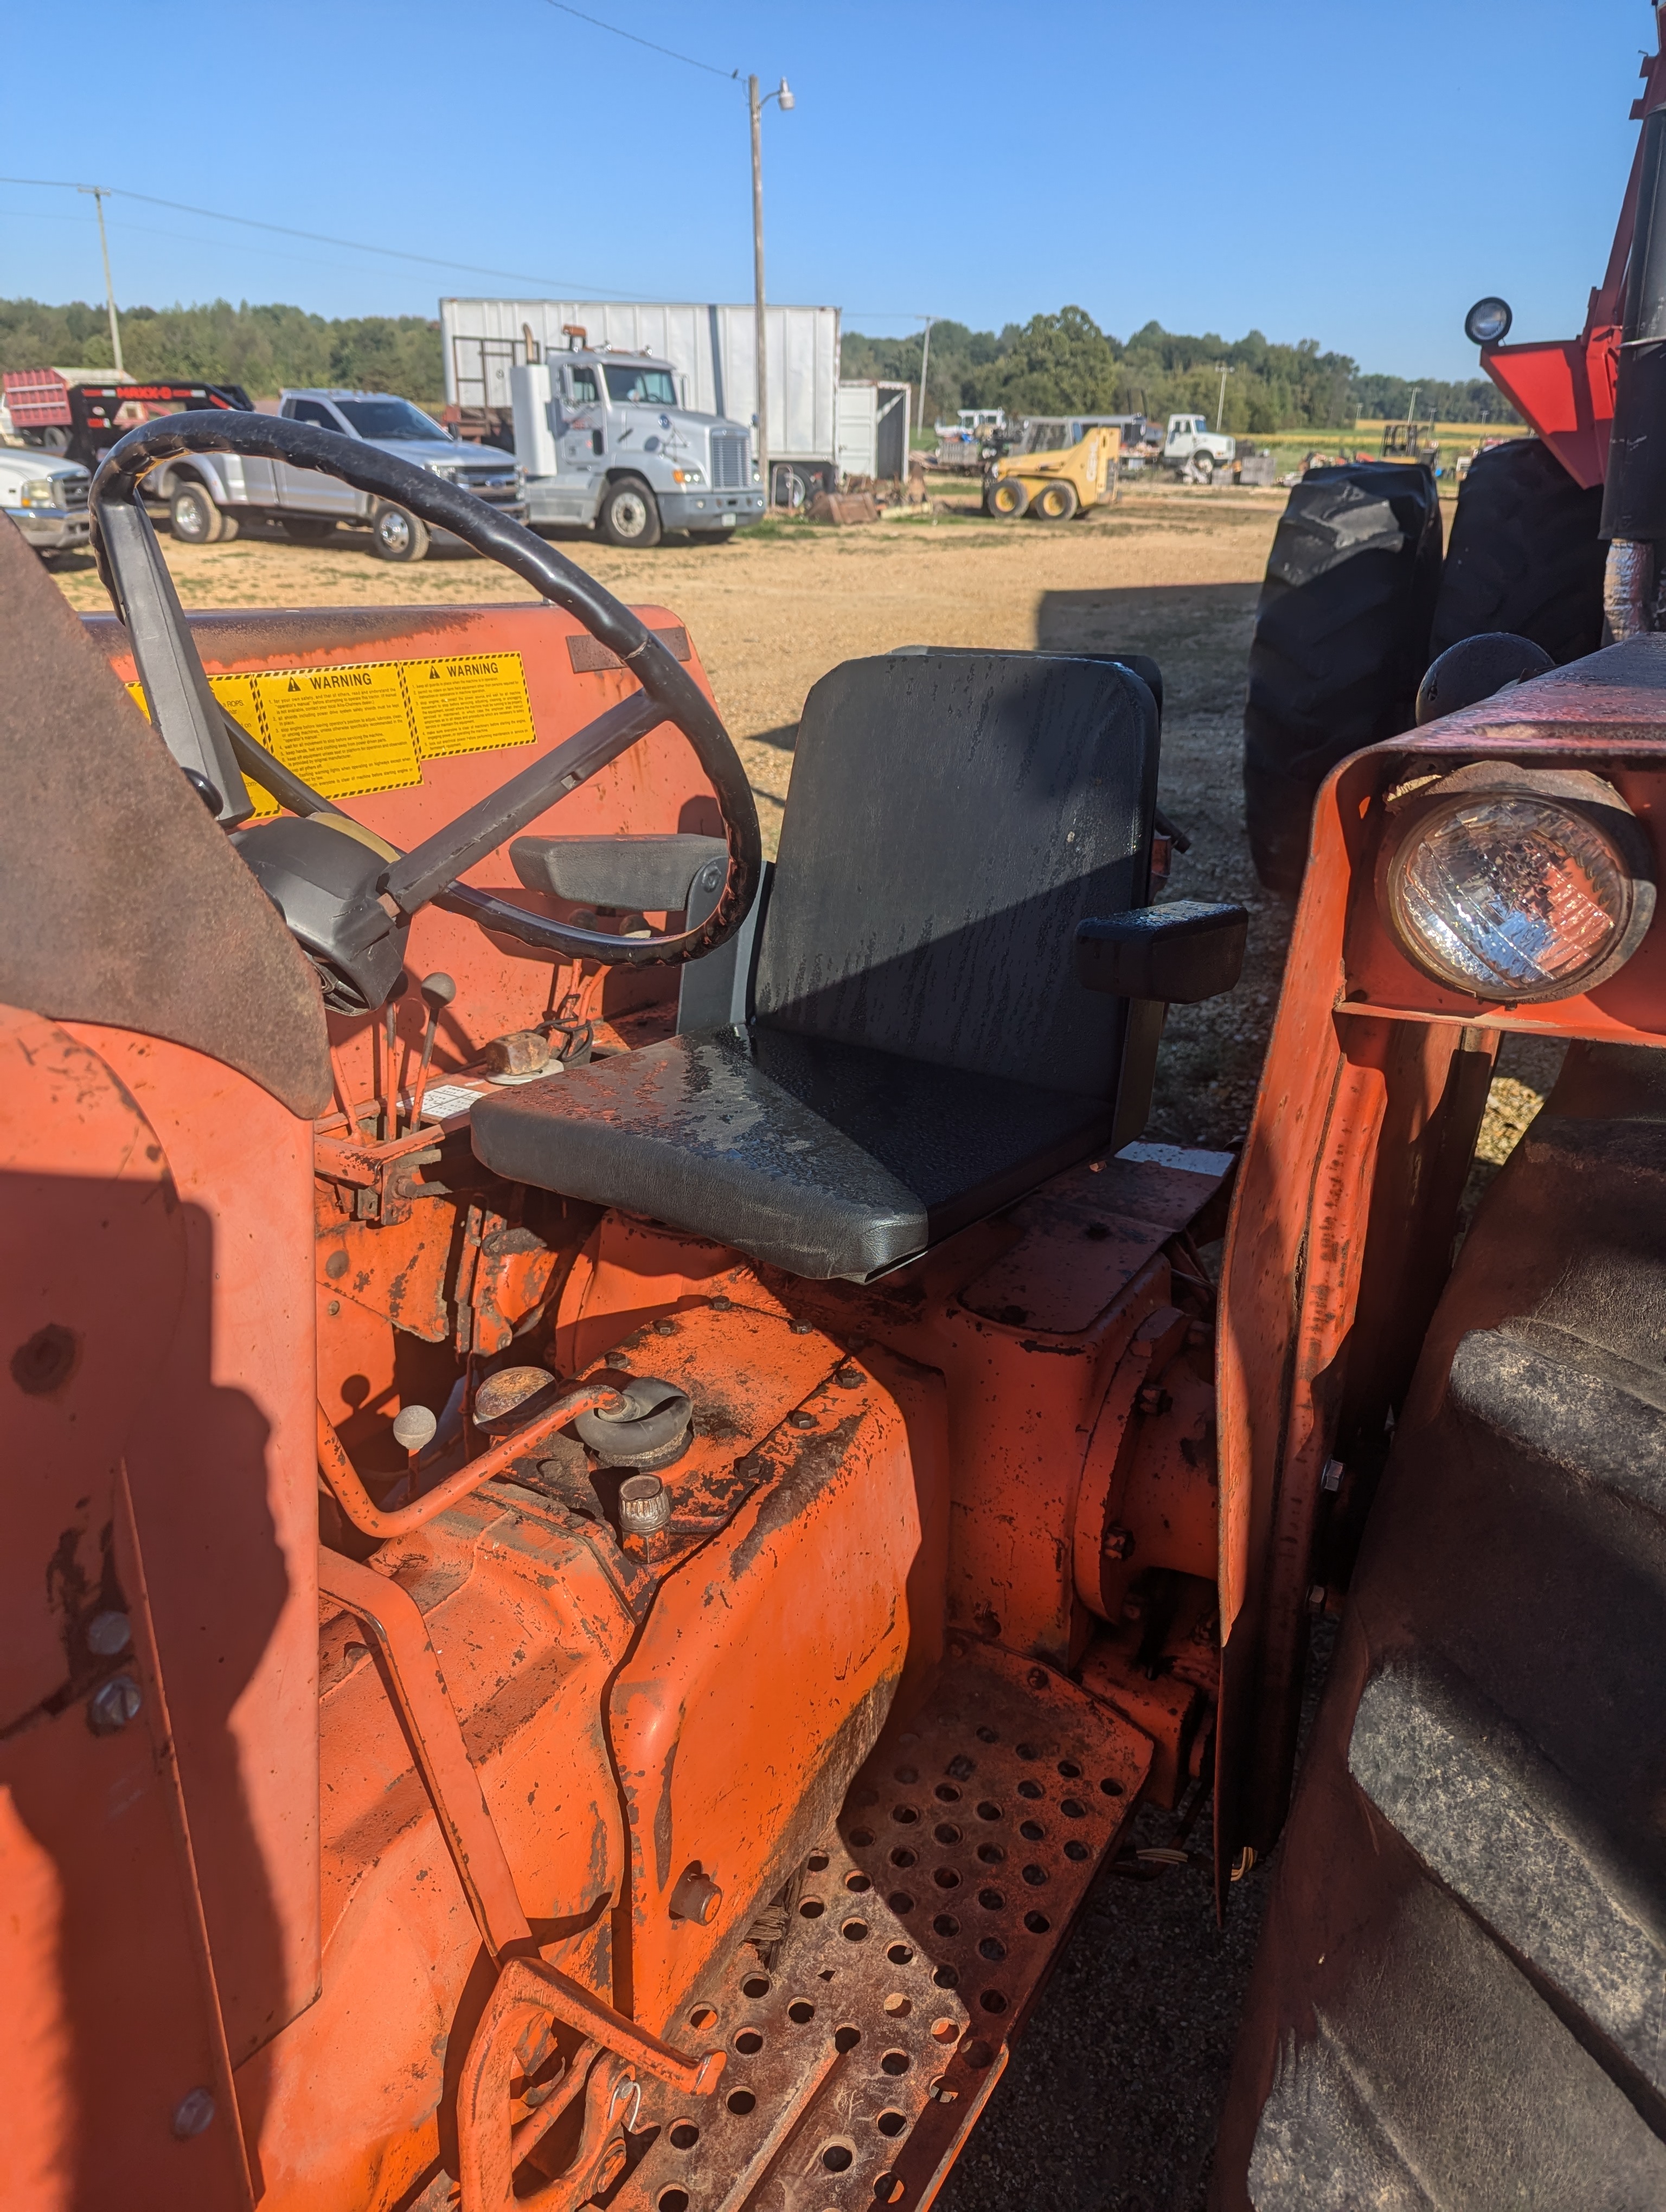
53, 481, 1541, 2211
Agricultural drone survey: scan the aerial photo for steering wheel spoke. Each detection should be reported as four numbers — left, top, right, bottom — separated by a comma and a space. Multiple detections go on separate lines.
89, 410, 761, 1007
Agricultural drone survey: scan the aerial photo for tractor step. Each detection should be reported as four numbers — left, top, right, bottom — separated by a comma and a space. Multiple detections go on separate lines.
613, 1643, 1152, 2212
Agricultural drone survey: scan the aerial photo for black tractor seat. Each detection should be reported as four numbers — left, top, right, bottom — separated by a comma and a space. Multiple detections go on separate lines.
471, 650, 1160, 1281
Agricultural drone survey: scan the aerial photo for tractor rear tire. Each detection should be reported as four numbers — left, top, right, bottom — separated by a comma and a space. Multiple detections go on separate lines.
1213, 1043, 1666, 2209
1428, 434, 1607, 667
1242, 461, 1443, 897
985, 477, 1029, 518
1034, 480, 1079, 520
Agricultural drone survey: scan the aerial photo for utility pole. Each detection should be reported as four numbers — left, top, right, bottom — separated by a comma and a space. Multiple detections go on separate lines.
80, 185, 126, 377
1216, 361, 1233, 433
918, 316, 935, 442
748, 73, 793, 506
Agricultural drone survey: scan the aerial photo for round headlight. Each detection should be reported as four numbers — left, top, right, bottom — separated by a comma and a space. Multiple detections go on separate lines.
1464, 295, 1513, 346
1380, 768, 1655, 1002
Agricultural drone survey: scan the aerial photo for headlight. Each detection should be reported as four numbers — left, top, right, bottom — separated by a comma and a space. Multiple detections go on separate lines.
672, 467, 704, 485
21, 478, 60, 506
424, 461, 460, 481
1379, 765, 1656, 1002
1464, 296, 1513, 346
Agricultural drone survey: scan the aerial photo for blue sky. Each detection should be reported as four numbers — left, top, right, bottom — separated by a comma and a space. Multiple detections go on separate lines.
0, 0, 1651, 378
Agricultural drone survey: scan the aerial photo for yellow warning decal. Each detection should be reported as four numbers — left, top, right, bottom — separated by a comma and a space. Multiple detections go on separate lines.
123, 650, 537, 814
403, 652, 537, 760
252, 662, 421, 801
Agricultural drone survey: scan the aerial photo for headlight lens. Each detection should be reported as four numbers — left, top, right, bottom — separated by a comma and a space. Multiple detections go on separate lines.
21, 478, 59, 506
672, 467, 704, 485
1464, 295, 1513, 346
1386, 791, 1640, 1000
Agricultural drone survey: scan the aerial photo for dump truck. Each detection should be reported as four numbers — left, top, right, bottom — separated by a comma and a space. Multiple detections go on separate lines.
8, 17, 1666, 2197
983, 421, 1121, 518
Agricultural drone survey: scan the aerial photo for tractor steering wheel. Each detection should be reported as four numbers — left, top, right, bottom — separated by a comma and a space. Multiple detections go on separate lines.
89, 411, 761, 1013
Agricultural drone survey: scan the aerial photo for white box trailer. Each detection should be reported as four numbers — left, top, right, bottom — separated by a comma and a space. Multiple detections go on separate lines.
440, 298, 844, 503
835, 381, 912, 484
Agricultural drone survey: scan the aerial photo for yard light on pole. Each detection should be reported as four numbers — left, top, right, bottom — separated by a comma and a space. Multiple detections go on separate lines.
749, 74, 793, 507
79, 185, 125, 377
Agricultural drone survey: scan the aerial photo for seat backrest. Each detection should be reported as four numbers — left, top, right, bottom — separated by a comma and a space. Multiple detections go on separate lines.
751, 651, 1158, 1101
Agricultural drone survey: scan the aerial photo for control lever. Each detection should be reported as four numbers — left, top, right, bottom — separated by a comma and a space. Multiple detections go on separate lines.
408, 972, 456, 1135
381, 973, 409, 1141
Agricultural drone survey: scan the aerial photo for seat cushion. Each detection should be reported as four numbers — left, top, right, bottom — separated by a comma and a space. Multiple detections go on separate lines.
470, 1025, 1113, 1281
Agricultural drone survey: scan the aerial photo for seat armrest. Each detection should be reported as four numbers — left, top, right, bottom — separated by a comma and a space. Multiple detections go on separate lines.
1076, 901, 1247, 1004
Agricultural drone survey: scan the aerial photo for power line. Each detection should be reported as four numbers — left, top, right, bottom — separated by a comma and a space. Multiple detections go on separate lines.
535, 0, 736, 80
0, 175, 656, 299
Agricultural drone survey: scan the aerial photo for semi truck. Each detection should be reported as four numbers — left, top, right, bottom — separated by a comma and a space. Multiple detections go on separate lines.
509, 339, 765, 546
443, 297, 841, 509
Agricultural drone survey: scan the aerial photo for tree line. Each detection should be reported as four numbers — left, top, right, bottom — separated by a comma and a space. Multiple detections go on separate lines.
1, 294, 1516, 428
0, 297, 446, 402
840, 307, 1517, 430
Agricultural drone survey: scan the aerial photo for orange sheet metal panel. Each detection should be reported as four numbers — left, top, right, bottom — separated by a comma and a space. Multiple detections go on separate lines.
608, 1349, 921, 2039
68, 1024, 323, 2066
0, 1007, 251, 2207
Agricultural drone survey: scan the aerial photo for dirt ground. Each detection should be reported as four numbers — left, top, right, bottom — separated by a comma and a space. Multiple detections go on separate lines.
50, 481, 1546, 2211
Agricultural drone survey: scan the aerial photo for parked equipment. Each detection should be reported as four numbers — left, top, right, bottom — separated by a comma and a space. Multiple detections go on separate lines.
1379, 415, 1440, 468
511, 339, 763, 546
1162, 413, 1236, 481
2, 368, 253, 471
142, 388, 526, 558
931, 408, 1008, 472
983, 422, 1121, 519
445, 298, 841, 510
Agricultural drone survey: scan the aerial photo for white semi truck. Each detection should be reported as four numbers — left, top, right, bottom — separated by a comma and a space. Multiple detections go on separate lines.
443, 298, 842, 516
509, 340, 764, 546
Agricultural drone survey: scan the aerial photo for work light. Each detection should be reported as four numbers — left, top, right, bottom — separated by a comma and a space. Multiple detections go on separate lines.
1379, 766, 1655, 1002
1464, 296, 1514, 345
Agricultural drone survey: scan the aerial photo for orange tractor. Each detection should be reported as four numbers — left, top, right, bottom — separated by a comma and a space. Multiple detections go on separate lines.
10, 25, 1666, 2197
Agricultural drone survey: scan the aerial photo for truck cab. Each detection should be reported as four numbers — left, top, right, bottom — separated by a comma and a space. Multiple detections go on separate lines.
1163, 413, 1237, 481
0, 445, 91, 560
511, 345, 764, 548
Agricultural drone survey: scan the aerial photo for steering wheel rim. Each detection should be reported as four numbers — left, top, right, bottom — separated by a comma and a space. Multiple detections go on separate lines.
88, 410, 761, 980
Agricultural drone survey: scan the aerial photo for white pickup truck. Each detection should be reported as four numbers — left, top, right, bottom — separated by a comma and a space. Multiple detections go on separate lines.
150, 389, 526, 561
1163, 413, 1236, 481
0, 447, 92, 561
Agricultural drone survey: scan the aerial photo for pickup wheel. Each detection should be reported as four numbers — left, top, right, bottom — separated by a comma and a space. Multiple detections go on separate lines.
1033, 480, 1079, 520
597, 477, 662, 548
169, 477, 224, 545
283, 516, 337, 547
369, 503, 430, 563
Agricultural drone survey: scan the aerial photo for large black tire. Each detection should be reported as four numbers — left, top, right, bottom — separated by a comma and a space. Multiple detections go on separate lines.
1215, 1042, 1666, 2209
1242, 462, 1442, 897
597, 476, 662, 548
1428, 434, 1607, 667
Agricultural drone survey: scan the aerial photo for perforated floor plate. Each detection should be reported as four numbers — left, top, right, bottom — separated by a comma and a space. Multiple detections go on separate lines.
611, 1643, 1151, 2212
